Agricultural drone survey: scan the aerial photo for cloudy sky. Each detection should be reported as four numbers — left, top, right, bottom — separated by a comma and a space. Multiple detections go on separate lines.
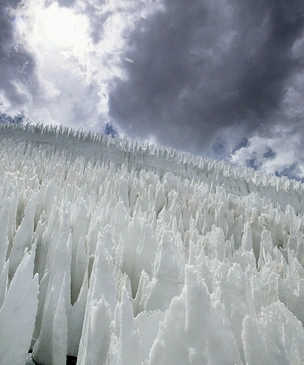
1, 0, 304, 180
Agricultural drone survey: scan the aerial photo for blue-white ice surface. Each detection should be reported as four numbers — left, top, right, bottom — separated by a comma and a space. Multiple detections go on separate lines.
0, 124, 303, 365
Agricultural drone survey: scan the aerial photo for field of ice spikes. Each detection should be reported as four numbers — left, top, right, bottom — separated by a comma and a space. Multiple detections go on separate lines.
0, 123, 304, 365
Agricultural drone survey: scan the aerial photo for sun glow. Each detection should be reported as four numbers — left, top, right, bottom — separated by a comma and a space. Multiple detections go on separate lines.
45, 6, 79, 47
25, 2, 90, 52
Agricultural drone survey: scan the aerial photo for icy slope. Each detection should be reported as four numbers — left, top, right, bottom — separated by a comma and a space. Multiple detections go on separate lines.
0, 123, 304, 365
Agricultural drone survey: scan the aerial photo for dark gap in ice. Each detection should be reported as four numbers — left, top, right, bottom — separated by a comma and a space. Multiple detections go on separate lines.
66, 355, 77, 364
27, 351, 77, 365
27, 350, 39, 365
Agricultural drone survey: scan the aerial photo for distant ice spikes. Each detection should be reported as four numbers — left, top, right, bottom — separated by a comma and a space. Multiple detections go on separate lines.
0, 123, 303, 365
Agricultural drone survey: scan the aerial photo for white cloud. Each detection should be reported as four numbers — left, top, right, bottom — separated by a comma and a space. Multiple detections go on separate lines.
231, 132, 304, 180
6, 0, 160, 130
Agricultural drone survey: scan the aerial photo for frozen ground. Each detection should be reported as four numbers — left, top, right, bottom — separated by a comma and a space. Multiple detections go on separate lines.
0, 123, 304, 365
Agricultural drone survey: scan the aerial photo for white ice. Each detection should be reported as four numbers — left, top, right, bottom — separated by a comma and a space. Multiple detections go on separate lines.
0, 123, 303, 365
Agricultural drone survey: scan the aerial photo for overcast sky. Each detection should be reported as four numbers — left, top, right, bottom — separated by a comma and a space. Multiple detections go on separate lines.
1, 0, 304, 180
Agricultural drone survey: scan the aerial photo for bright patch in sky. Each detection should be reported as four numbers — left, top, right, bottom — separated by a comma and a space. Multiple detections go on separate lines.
15, 2, 90, 52
7, 0, 143, 130
39, 5, 87, 49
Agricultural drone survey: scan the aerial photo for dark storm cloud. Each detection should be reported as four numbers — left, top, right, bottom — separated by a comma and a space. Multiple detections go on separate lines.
55, 0, 76, 8
0, 0, 20, 48
82, 1, 146, 45
0, 0, 36, 106
108, 0, 304, 153
83, 3, 106, 44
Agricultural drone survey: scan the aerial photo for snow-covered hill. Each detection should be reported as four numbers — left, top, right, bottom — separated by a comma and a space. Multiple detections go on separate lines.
0, 123, 304, 365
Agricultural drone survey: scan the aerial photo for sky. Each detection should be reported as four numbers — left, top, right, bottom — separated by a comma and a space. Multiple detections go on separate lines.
0, 0, 304, 180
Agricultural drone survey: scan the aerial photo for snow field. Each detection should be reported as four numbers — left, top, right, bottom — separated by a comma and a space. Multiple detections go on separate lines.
0, 124, 304, 364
